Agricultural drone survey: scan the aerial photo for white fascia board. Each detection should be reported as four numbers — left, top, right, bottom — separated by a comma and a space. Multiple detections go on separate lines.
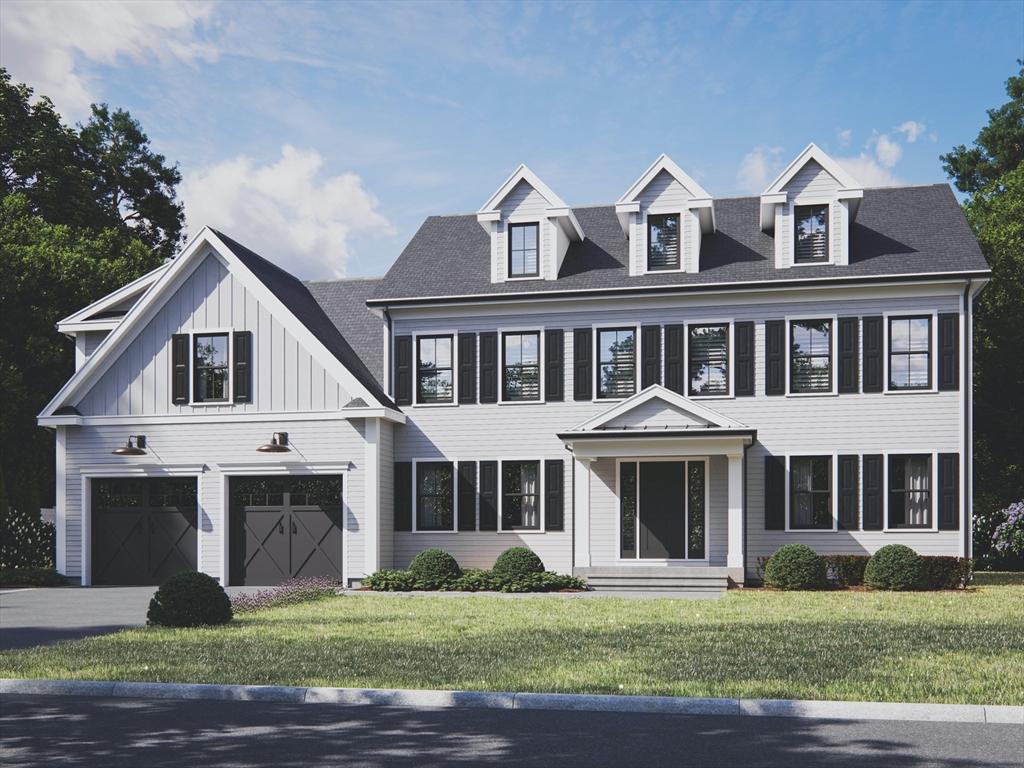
569, 384, 748, 433
615, 202, 641, 236
617, 154, 713, 204
57, 263, 169, 329
759, 192, 787, 232
478, 164, 570, 214
476, 209, 501, 234
57, 319, 122, 336
546, 207, 584, 241
39, 409, 405, 428
689, 198, 716, 234
762, 142, 863, 195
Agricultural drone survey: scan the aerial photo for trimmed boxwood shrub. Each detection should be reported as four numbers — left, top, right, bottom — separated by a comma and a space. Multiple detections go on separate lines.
764, 544, 825, 590
0, 567, 66, 587
409, 548, 461, 588
920, 556, 973, 590
362, 569, 417, 591
822, 555, 870, 587
492, 547, 544, 578
864, 544, 924, 591
147, 571, 232, 627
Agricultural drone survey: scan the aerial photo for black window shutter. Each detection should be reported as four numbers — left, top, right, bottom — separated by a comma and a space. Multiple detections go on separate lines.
764, 455, 785, 529
664, 324, 685, 394
862, 317, 883, 393
764, 320, 785, 396
232, 331, 253, 403
862, 454, 883, 530
545, 329, 564, 402
838, 454, 859, 529
479, 332, 498, 403
544, 459, 564, 531
394, 462, 412, 531
171, 333, 189, 404
394, 336, 413, 406
457, 461, 477, 531
734, 321, 755, 396
938, 452, 960, 530
640, 325, 661, 389
938, 313, 960, 391
457, 333, 477, 404
837, 318, 859, 394
479, 460, 498, 531
573, 328, 592, 401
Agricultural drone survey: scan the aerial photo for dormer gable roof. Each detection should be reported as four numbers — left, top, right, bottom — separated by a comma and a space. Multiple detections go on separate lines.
56, 263, 169, 335
566, 384, 749, 435
616, 154, 715, 235
760, 143, 864, 230
476, 164, 583, 241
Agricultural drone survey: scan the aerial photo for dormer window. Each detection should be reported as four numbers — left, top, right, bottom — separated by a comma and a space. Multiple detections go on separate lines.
647, 213, 680, 271
794, 205, 829, 263
508, 223, 539, 277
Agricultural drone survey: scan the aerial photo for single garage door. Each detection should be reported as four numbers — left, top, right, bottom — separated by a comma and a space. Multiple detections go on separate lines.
229, 476, 344, 585
92, 478, 198, 585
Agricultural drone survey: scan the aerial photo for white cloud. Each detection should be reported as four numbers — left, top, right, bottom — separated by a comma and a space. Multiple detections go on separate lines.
874, 133, 903, 168
834, 154, 904, 188
895, 120, 927, 143
181, 146, 392, 279
837, 129, 852, 147
0, 0, 216, 119
735, 146, 784, 194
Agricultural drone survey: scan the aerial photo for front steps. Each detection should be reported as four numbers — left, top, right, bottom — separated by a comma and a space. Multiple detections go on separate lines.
574, 566, 731, 598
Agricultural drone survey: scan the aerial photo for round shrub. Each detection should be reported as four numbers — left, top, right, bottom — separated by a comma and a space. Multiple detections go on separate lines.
864, 544, 924, 591
763, 544, 825, 590
492, 547, 545, 578
147, 571, 232, 627
408, 548, 461, 588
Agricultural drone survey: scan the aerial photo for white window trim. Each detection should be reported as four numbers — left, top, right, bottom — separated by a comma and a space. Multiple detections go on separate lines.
882, 311, 940, 395
497, 327, 546, 405
641, 206, 686, 276
411, 457, 458, 533
788, 197, 836, 268
412, 331, 458, 407
784, 452, 839, 533
785, 314, 838, 397
504, 217, 544, 281
614, 456, 711, 563
882, 450, 940, 533
685, 319, 735, 400
188, 328, 236, 406
497, 458, 546, 534
593, 323, 641, 403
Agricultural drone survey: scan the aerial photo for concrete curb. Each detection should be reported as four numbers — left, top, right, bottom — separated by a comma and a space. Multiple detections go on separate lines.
1, 679, 1020, 725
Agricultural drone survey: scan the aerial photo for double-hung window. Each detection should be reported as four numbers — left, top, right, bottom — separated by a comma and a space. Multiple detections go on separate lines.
790, 456, 832, 530
502, 461, 540, 530
597, 327, 636, 399
416, 335, 454, 403
790, 320, 832, 393
508, 223, 539, 277
502, 331, 540, 401
888, 454, 931, 528
416, 461, 454, 531
194, 333, 229, 402
647, 213, 680, 271
794, 204, 829, 263
889, 316, 931, 390
688, 324, 729, 396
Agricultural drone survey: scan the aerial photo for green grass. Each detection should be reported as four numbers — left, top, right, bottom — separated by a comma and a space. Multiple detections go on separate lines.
2, 585, 1022, 705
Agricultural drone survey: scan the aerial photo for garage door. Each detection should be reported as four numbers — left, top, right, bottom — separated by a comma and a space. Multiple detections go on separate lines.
92, 478, 198, 585
229, 476, 344, 585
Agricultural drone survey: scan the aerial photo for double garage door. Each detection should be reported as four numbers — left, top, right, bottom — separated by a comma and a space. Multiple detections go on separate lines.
91, 476, 343, 586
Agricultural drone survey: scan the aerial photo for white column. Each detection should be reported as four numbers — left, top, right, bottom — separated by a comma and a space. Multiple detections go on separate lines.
573, 457, 593, 568
363, 419, 381, 578
727, 452, 744, 569
55, 426, 66, 575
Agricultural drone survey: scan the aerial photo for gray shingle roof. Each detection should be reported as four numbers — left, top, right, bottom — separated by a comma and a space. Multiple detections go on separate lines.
305, 277, 385, 388
370, 184, 989, 303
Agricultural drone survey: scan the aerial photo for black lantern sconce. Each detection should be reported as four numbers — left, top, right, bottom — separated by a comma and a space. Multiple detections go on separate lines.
257, 432, 290, 453
112, 435, 147, 456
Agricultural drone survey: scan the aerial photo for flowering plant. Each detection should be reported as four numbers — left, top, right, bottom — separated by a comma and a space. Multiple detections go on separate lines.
991, 501, 1024, 556
230, 576, 341, 613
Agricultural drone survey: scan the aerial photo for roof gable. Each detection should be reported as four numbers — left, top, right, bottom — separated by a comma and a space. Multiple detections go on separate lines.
569, 385, 748, 433
57, 264, 168, 334
618, 154, 712, 204
762, 143, 861, 195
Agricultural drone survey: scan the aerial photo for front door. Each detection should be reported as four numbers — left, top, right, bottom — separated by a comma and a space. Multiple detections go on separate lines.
639, 462, 686, 558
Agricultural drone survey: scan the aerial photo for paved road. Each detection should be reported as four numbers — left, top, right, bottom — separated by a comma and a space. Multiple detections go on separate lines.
1, 694, 1020, 768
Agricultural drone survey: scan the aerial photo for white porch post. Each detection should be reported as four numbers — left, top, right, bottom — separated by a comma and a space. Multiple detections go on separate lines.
726, 452, 744, 570
573, 456, 593, 568
55, 426, 67, 575
363, 419, 381, 578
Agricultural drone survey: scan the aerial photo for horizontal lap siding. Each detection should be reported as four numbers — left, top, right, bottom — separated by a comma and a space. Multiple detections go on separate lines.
497, 182, 553, 282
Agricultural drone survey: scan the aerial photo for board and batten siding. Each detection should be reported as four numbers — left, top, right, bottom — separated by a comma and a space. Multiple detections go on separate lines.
76, 252, 351, 416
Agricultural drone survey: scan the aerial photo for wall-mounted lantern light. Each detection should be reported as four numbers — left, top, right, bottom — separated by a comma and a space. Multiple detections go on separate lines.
257, 432, 290, 453
112, 435, 147, 456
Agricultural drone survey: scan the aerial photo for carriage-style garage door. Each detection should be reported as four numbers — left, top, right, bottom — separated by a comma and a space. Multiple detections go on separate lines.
229, 476, 344, 586
92, 478, 198, 585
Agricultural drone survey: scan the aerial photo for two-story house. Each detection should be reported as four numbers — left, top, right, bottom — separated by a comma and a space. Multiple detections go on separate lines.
39, 144, 990, 593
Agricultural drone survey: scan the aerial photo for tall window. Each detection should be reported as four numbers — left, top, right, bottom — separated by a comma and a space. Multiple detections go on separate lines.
508, 223, 539, 277
502, 331, 540, 401
194, 333, 229, 402
688, 324, 729, 396
597, 327, 636, 399
889, 455, 931, 528
889, 316, 931, 390
794, 204, 829, 263
790, 320, 832, 393
790, 456, 832, 530
647, 213, 680, 271
417, 335, 454, 403
502, 461, 540, 530
416, 462, 454, 531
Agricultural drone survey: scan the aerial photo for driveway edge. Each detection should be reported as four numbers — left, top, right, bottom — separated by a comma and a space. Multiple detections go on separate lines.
1, 679, 1020, 724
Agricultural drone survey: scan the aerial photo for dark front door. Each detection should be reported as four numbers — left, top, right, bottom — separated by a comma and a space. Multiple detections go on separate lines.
230, 476, 344, 585
639, 462, 686, 559
92, 478, 198, 585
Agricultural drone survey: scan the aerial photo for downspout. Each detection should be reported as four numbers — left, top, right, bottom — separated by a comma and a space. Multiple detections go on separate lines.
962, 280, 972, 559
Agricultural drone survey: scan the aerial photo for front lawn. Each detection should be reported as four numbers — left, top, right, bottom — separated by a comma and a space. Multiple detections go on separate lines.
2, 584, 1022, 705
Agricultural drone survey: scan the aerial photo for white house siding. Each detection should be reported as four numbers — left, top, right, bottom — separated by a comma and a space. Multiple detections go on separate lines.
494, 181, 554, 282
776, 160, 847, 268
76, 252, 351, 416
633, 170, 695, 275
82, 331, 108, 357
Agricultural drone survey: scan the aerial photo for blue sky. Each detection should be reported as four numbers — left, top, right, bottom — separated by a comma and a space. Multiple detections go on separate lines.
2, 0, 1021, 278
